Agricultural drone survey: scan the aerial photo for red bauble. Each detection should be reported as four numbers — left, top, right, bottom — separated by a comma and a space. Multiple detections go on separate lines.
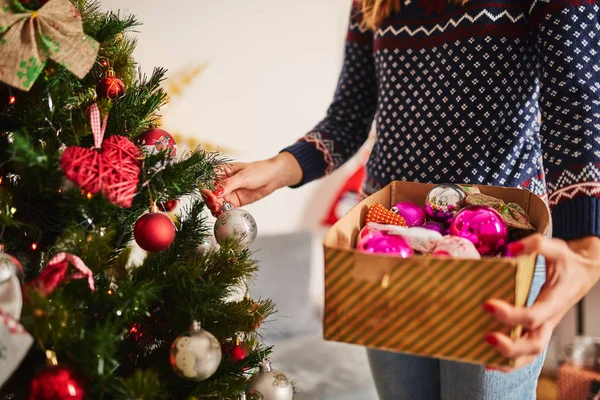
138, 128, 177, 157
160, 199, 178, 212
29, 366, 85, 400
223, 341, 249, 362
230, 343, 249, 362
96, 75, 125, 100
134, 212, 176, 252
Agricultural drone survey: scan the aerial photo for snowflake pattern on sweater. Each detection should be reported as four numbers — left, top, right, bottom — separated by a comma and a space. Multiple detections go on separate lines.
284, 0, 600, 240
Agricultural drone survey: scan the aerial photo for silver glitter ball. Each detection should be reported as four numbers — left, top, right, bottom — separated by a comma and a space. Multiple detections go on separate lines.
170, 321, 222, 382
214, 203, 257, 249
0, 247, 23, 283
425, 184, 466, 213
245, 360, 293, 400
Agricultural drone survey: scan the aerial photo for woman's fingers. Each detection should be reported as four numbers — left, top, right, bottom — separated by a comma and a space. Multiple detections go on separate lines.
508, 234, 568, 261
216, 162, 246, 181
203, 158, 285, 212
484, 283, 564, 330
214, 164, 253, 199
200, 189, 217, 202
485, 322, 552, 359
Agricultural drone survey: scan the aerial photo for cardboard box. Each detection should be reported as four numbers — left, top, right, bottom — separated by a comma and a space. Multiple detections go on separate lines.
323, 181, 550, 367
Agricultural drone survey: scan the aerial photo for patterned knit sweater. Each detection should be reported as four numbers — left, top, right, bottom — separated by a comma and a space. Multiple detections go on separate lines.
283, 0, 600, 240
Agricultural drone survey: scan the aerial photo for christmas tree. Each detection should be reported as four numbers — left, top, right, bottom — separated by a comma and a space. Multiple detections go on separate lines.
0, 0, 293, 398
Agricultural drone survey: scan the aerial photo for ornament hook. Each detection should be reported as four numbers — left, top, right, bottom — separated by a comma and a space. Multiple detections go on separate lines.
259, 359, 272, 373
191, 320, 202, 331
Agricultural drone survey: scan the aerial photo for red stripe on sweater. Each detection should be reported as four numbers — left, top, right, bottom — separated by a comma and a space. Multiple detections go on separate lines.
374, 24, 528, 50
384, 3, 527, 27
347, 30, 374, 46
520, 173, 545, 188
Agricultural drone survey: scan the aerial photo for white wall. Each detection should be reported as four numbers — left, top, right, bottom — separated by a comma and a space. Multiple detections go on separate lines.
102, 0, 357, 235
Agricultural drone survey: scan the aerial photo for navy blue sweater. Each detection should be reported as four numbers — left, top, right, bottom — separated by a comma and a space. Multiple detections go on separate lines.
284, 0, 600, 240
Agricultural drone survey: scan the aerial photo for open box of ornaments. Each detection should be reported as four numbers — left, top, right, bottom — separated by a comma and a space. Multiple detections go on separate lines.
322, 181, 550, 368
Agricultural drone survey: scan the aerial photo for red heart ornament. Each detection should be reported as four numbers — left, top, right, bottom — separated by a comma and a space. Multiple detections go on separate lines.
60, 136, 141, 208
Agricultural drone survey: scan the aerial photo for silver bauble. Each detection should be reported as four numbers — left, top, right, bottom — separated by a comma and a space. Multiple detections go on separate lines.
0, 246, 23, 283
425, 183, 466, 213
214, 202, 257, 249
170, 321, 222, 381
197, 236, 218, 257
245, 359, 293, 400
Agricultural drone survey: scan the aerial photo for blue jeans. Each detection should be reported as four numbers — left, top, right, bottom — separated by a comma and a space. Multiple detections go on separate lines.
367, 259, 547, 400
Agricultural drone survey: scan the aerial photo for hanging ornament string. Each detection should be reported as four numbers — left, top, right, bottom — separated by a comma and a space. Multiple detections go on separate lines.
88, 103, 108, 149
0, 310, 28, 335
25, 253, 95, 296
97, 60, 125, 100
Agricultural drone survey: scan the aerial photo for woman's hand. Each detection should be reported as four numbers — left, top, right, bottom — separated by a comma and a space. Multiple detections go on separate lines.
201, 152, 303, 217
483, 234, 600, 371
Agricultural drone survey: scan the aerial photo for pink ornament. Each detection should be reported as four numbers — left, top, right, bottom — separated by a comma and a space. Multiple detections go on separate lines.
423, 221, 446, 234
449, 206, 508, 256
425, 205, 455, 225
432, 235, 481, 259
391, 202, 427, 227
358, 225, 376, 240
357, 225, 387, 247
357, 232, 413, 258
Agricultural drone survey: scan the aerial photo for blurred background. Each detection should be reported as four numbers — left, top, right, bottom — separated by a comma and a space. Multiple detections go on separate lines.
102, 1, 600, 398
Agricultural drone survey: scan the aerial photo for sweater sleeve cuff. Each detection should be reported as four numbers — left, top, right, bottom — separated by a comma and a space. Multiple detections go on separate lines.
551, 197, 600, 241
281, 141, 327, 188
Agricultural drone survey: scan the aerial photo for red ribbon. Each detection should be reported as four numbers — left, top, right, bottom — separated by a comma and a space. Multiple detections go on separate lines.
88, 103, 108, 149
26, 253, 95, 296
0, 310, 28, 335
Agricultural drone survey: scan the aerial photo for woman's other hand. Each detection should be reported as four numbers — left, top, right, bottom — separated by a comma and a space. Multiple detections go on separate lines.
483, 234, 600, 371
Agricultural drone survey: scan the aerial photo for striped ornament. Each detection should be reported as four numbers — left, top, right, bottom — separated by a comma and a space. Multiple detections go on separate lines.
365, 203, 407, 227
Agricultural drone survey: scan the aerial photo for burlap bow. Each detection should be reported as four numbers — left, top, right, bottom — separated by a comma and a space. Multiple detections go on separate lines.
0, 0, 99, 91
462, 193, 536, 240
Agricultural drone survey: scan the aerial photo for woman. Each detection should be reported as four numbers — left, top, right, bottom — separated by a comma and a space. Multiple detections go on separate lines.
204, 0, 600, 398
